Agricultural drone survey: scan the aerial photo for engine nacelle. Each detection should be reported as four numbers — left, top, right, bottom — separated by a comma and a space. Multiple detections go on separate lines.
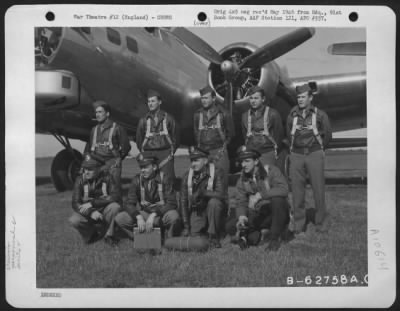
207, 42, 280, 112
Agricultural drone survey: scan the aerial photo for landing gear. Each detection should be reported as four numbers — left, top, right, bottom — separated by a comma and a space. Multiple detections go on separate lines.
50, 134, 83, 191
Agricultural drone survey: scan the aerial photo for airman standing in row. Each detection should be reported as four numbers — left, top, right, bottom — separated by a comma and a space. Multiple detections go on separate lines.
241, 86, 283, 167
287, 84, 332, 233
136, 89, 179, 181
85, 100, 131, 197
193, 86, 234, 200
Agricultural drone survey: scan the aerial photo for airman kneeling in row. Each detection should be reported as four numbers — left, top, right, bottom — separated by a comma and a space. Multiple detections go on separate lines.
180, 146, 226, 248
69, 154, 121, 245
226, 146, 292, 251
114, 153, 181, 241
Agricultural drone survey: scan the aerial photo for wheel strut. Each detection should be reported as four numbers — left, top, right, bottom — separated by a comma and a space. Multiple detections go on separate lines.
52, 133, 82, 163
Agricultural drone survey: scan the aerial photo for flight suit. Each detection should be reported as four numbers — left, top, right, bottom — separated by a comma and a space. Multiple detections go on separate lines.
136, 110, 179, 181
115, 171, 181, 239
242, 105, 283, 167
180, 164, 226, 239
84, 119, 131, 198
226, 164, 290, 246
69, 172, 121, 243
193, 104, 234, 201
286, 104, 332, 230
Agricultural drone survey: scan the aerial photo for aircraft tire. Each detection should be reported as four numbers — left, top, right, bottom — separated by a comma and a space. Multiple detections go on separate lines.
51, 149, 83, 192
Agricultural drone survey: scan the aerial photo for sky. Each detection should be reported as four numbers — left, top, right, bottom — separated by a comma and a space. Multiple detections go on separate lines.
35, 27, 366, 157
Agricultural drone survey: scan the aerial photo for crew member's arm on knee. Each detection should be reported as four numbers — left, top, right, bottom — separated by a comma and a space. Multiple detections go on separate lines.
72, 177, 94, 216
259, 166, 289, 199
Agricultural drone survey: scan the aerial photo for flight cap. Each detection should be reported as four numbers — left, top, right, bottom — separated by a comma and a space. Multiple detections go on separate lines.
82, 153, 104, 169
147, 89, 161, 99
247, 86, 265, 97
295, 83, 312, 94
136, 152, 158, 167
236, 145, 261, 160
188, 146, 210, 160
199, 86, 214, 96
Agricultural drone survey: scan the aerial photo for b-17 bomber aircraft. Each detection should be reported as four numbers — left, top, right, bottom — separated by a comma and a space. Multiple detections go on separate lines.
35, 26, 366, 191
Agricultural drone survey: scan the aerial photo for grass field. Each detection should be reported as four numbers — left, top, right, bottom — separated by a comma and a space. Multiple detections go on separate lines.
36, 173, 367, 288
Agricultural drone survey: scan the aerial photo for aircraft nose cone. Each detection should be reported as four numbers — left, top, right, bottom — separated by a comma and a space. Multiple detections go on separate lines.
220, 60, 235, 75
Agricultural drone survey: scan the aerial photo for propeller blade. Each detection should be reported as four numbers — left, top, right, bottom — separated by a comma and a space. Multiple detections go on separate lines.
239, 27, 315, 69
170, 27, 223, 64
327, 42, 366, 56
224, 82, 234, 116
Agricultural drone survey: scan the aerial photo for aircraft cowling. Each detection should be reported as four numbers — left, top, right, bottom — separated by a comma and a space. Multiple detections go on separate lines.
207, 42, 280, 112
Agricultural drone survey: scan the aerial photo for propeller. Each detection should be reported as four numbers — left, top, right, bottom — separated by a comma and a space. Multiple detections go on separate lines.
218, 28, 315, 87
215, 28, 315, 109
327, 42, 366, 56
224, 82, 234, 116
170, 27, 224, 64
171, 27, 315, 113
238, 28, 315, 69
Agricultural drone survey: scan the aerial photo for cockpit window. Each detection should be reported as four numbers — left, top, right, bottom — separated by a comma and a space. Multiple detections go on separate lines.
106, 28, 121, 45
81, 27, 91, 34
144, 27, 156, 34
144, 27, 163, 41
126, 36, 138, 53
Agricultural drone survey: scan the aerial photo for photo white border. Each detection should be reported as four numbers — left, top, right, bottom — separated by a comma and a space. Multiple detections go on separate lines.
5, 4, 396, 308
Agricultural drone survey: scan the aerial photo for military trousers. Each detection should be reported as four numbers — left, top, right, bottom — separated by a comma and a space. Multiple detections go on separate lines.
225, 197, 290, 245
190, 198, 224, 237
114, 209, 181, 240
289, 149, 327, 226
69, 202, 121, 243
208, 146, 229, 203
